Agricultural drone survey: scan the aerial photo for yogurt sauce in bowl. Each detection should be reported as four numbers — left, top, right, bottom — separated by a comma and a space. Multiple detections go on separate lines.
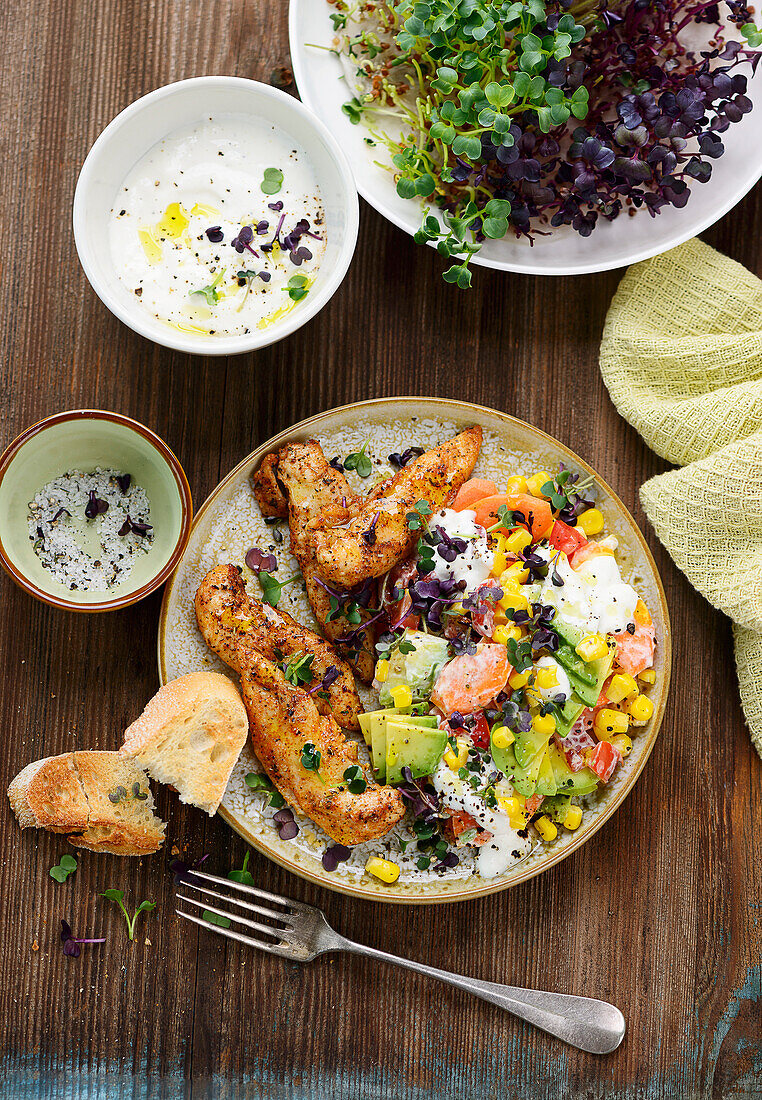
109, 115, 326, 338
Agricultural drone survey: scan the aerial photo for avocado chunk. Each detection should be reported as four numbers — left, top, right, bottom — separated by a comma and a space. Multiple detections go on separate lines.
564, 646, 615, 708
551, 615, 616, 708
490, 740, 544, 799
535, 748, 558, 797
385, 721, 447, 785
554, 693, 586, 739
366, 709, 437, 779
548, 742, 598, 795
377, 630, 450, 706
514, 724, 553, 771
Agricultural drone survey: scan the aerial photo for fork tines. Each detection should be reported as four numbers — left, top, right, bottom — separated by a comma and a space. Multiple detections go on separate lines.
175, 870, 306, 958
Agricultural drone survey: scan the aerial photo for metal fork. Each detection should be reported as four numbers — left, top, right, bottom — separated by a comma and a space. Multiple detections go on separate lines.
176, 871, 625, 1054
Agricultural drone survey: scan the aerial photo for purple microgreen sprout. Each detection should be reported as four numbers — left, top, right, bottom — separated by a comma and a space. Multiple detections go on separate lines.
388, 446, 425, 469
268, 200, 284, 212
322, 844, 352, 872
231, 226, 258, 257
205, 226, 224, 243
118, 516, 153, 537
169, 852, 210, 885
116, 473, 131, 494
99, 889, 156, 941
245, 546, 277, 573
85, 491, 108, 520
60, 919, 105, 958
51, 507, 70, 522
272, 806, 299, 840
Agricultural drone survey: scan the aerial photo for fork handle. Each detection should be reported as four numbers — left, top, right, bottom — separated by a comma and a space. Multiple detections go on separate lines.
338, 938, 625, 1054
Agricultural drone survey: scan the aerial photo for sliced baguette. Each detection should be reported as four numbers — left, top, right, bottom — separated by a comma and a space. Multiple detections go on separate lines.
7, 751, 165, 856
121, 671, 249, 816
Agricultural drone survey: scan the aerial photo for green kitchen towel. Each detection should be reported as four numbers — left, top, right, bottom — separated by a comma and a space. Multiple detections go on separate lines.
599, 238, 762, 759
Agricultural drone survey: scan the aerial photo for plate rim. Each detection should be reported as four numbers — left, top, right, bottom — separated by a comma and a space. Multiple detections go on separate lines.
158, 396, 672, 904
288, 0, 762, 276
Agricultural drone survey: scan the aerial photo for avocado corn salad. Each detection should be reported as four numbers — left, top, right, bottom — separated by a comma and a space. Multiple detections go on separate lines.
357, 465, 657, 880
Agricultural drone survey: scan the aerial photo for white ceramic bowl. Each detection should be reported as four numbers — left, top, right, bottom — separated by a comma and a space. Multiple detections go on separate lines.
290, 0, 762, 276
73, 77, 359, 355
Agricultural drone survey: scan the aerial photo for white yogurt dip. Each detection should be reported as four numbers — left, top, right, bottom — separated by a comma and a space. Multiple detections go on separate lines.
109, 115, 326, 337
535, 544, 639, 635
430, 508, 494, 596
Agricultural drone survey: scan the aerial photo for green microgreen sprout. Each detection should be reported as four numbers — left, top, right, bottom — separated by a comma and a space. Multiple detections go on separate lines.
108, 782, 148, 804
285, 274, 310, 301
300, 742, 321, 772
507, 635, 534, 673
245, 772, 285, 808
49, 854, 77, 883
190, 267, 226, 308
259, 569, 302, 607
406, 499, 433, 531
260, 167, 284, 195
100, 889, 156, 941
343, 441, 373, 478
282, 651, 315, 687
487, 504, 517, 532
342, 765, 367, 794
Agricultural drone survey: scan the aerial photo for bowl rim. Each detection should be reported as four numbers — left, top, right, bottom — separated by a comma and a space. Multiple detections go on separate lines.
0, 409, 194, 613
72, 75, 360, 356
157, 396, 672, 904
289, 0, 762, 276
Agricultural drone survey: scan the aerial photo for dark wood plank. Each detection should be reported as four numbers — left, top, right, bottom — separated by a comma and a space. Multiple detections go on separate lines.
0, 1, 760, 1097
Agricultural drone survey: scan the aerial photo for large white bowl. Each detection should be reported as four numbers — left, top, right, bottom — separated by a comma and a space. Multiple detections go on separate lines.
73, 77, 359, 355
290, 1, 762, 276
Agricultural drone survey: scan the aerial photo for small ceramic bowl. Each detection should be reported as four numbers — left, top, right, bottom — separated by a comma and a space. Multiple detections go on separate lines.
0, 410, 193, 612
73, 77, 359, 356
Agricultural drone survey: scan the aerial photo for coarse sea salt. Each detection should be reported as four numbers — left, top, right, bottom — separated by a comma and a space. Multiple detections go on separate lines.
28, 468, 153, 591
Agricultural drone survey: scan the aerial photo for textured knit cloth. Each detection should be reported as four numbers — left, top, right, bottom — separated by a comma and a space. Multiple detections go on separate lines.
599, 238, 762, 760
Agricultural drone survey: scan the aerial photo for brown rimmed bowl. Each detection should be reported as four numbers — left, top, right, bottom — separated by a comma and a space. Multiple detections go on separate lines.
0, 410, 193, 612
158, 397, 671, 903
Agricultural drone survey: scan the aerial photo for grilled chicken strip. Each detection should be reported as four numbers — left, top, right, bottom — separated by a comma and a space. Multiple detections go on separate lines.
196, 569, 404, 845
238, 656, 404, 845
196, 565, 363, 732
309, 426, 483, 587
267, 441, 378, 683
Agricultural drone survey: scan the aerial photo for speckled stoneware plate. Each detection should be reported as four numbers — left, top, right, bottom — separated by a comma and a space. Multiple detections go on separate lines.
158, 398, 671, 904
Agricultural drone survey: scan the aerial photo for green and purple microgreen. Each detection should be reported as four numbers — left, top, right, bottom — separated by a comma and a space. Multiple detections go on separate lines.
487, 504, 516, 533
190, 267, 227, 307
100, 889, 156, 942
236, 268, 271, 311
334, 0, 760, 286
541, 465, 595, 522
60, 919, 105, 958
405, 499, 433, 532
49, 854, 77, 883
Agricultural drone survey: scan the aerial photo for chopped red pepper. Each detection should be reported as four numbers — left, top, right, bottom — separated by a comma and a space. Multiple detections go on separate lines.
589, 740, 621, 782
548, 519, 588, 558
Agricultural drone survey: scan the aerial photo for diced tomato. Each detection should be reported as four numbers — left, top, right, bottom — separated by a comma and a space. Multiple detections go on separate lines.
612, 622, 656, 677
431, 643, 511, 715
382, 559, 419, 631
549, 519, 588, 557
452, 478, 498, 511
568, 537, 618, 569
470, 493, 554, 540
589, 740, 621, 783
525, 793, 545, 815
469, 713, 491, 750
554, 719, 595, 772
444, 810, 491, 847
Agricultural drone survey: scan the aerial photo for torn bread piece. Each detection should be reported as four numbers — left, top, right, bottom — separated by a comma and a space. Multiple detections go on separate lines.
121, 671, 249, 816
8, 751, 165, 855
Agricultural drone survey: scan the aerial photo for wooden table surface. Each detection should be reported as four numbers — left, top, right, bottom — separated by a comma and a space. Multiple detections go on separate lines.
2, 2, 761, 1097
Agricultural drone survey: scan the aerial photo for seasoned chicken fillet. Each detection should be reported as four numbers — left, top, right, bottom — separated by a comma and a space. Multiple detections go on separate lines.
309, 427, 483, 587
195, 565, 363, 732
253, 440, 378, 683
195, 566, 404, 845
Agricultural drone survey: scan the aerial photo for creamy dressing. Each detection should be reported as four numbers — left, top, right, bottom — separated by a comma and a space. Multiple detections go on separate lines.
109, 116, 326, 337
431, 758, 532, 877
534, 654, 572, 702
536, 545, 638, 635
430, 508, 494, 596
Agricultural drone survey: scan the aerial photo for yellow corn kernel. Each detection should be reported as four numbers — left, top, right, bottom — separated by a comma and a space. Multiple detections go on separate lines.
563, 805, 583, 831
638, 668, 656, 684
499, 591, 529, 614
390, 684, 412, 709
605, 673, 638, 704
366, 857, 400, 884
526, 471, 553, 498
535, 815, 557, 842
576, 633, 609, 662
532, 712, 556, 736
444, 739, 469, 771
503, 561, 530, 584
594, 708, 630, 737
505, 475, 529, 495
628, 694, 654, 724
535, 666, 558, 691
634, 599, 652, 626
509, 669, 532, 690
577, 507, 604, 536
504, 528, 533, 555
498, 795, 527, 829
450, 602, 464, 616
491, 551, 508, 577
491, 726, 514, 749
493, 624, 521, 645
495, 533, 507, 553
610, 733, 633, 758
375, 659, 389, 683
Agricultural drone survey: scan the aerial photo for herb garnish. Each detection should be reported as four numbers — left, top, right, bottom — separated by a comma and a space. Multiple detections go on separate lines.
259, 569, 302, 607
343, 442, 372, 478
300, 742, 321, 771
50, 854, 77, 883
282, 651, 315, 687
118, 516, 153, 538
100, 889, 156, 941
108, 782, 148, 804
85, 491, 108, 520
342, 765, 367, 794
245, 772, 285, 808
406, 499, 433, 531
261, 167, 284, 195
285, 273, 310, 301
190, 267, 226, 307
60, 919, 105, 958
